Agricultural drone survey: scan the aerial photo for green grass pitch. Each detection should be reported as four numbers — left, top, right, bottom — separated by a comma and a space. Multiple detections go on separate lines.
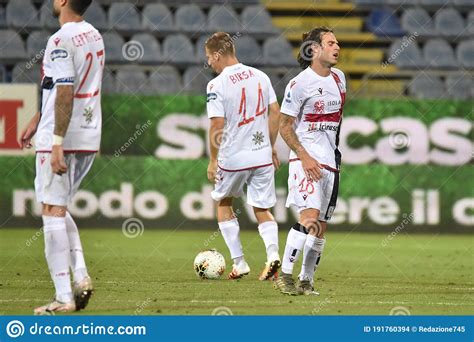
0, 229, 472, 315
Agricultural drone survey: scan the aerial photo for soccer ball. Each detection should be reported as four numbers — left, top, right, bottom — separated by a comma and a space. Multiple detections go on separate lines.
193, 249, 226, 279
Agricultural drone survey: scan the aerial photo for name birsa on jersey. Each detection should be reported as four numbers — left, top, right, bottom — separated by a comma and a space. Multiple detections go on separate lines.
72, 30, 102, 47
229, 69, 255, 84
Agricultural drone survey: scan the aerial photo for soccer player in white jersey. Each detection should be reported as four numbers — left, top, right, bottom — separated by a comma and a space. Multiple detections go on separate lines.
205, 32, 282, 280
274, 27, 346, 295
20, 0, 104, 313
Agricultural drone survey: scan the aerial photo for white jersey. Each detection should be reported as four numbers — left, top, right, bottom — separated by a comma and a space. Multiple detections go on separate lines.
36, 20, 104, 152
280, 67, 346, 170
206, 63, 277, 171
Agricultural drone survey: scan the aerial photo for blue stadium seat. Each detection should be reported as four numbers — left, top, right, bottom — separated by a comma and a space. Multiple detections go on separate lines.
148, 65, 182, 94
6, 0, 39, 29
101, 32, 125, 63
108, 2, 141, 31
456, 39, 474, 68
423, 39, 457, 69
434, 8, 464, 37
129, 33, 161, 64
409, 74, 445, 99
84, 1, 107, 30
241, 5, 276, 33
175, 4, 206, 33
235, 35, 261, 65
0, 30, 26, 59
142, 3, 174, 32
12, 62, 42, 84
26, 30, 50, 58
183, 66, 212, 94
207, 5, 241, 33
401, 8, 434, 36
115, 67, 147, 94
446, 74, 473, 100
367, 8, 405, 37
162, 34, 195, 64
263, 37, 297, 66
388, 39, 424, 69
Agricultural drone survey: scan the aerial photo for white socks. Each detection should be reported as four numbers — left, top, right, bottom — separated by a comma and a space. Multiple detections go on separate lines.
218, 218, 244, 263
65, 211, 88, 283
281, 227, 307, 274
299, 236, 326, 282
42, 215, 72, 303
258, 221, 279, 262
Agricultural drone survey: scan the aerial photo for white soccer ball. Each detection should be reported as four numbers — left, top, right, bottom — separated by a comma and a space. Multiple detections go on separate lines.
193, 249, 226, 279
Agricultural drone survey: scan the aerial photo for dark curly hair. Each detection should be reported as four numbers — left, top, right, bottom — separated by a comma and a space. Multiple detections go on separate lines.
297, 27, 334, 69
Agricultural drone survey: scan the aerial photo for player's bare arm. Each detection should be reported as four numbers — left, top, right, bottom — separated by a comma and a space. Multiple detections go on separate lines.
280, 113, 322, 181
51, 85, 74, 175
268, 102, 281, 169
208, 117, 225, 183
20, 111, 40, 149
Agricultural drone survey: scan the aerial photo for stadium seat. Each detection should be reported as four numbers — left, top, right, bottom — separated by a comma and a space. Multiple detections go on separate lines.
208, 5, 241, 33
409, 74, 445, 99
162, 34, 195, 64
39, 1, 60, 30
263, 37, 297, 66
261, 68, 284, 97
234, 35, 261, 65
26, 30, 50, 58
367, 8, 405, 37
115, 67, 148, 94
423, 39, 457, 69
84, 1, 107, 30
456, 39, 474, 68
175, 4, 206, 33
142, 3, 174, 32
466, 11, 474, 36
101, 32, 125, 63
353, 0, 386, 5
241, 5, 276, 33
434, 8, 464, 37
12, 62, 42, 84
183, 66, 212, 94
453, 0, 474, 5
195, 35, 209, 63
0, 30, 26, 59
419, 0, 449, 5
148, 65, 182, 94
108, 2, 141, 31
0, 63, 5, 82
387, 0, 417, 5
6, 0, 39, 29
388, 38, 424, 69
401, 8, 434, 36
0, 7, 6, 28
445, 74, 473, 100
101, 68, 116, 94
129, 33, 161, 64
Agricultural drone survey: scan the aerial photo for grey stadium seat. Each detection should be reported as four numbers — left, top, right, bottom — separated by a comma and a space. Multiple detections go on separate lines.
467, 11, 474, 36
0, 64, 5, 82
129, 33, 161, 64
195, 35, 209, 63
0, 30, 26, 59
446, 74, 473, 100
235, 35, 261, 65
423, 39, 457, 69
162, 34, 195, 64
261, 68, 285, 98
434, 8, 464, 37
101, 32, 125, 63
39, 1, 60, 30
12, 62, 42, 84
108, 2, 141, 31
387, 0, 417, 5
263, 37, 297, 66
241, 5, 276, 33
101, 68, 116, 94
6, 0, 39, 29
208, 6, 241, 33
401, 8, 434, 36
453, 0, 474, 4
115, 67, 148, 94
456, 40, 474, 68
388, 39, 424, 69
409, 74, 445, 99
419, 0, 449, 5
142, 3, 174, 32
26, 31, 50, 58
148, 66, 182, 94
0, 7, 6, 28
183, 66, 212, 94
175, 4, 206, 32
84, 1, 107, 30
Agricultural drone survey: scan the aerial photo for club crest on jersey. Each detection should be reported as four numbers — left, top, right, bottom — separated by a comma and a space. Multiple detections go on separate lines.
51, 48, 68, 61
207, 92, 217, 102
314, 100, 325, 114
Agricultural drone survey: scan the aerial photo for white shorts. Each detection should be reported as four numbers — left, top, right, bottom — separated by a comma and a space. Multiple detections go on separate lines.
285, 160, 339, 222
35, 152, 96, 206
211, 165, 276, 209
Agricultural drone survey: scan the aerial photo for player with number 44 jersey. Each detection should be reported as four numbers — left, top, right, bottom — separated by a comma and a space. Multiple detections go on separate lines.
205, 32, 282, 281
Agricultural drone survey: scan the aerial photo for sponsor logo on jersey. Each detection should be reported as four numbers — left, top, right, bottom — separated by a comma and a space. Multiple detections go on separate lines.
328, 100, 341, 106
53, 37, 61, 46
206, 92, 217, 102
314, 100, 325, 114
56, 77, 74, 83
318, 87, 323, 94
285, 91, 291, 103
252, 131, 265, 146
209, 84, 214, 91
50, 48, 68, 61
83, 107, 93, 124
290, 80, 296, 89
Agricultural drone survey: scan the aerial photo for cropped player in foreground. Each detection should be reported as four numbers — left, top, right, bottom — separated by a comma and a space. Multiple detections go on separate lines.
205, 32, 282, 280
20, 0, 104, 314
274, 27, 346, 295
